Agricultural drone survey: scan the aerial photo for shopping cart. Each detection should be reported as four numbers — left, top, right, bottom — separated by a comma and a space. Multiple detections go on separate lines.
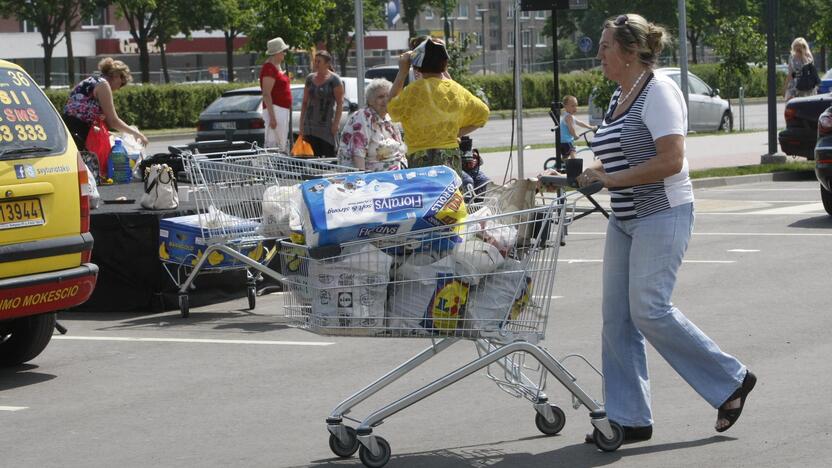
275, 175, 623, 466
161, 146, 358, 317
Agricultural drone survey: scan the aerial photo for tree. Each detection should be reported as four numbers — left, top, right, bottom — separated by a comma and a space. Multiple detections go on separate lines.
64, 1, 107, 85
203, 0, 258, 83
401, 0, 455, 40
114, 0, 160, 83
0, 0, 73, 88
314, 0, 386, 75
245, 0, 333, 58
685, 0, 715, 64
711, 15, 765, 98
811, 1, 832, 70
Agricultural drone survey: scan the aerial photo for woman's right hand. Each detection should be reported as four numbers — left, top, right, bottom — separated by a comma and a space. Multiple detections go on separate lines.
398, 51, 412, 70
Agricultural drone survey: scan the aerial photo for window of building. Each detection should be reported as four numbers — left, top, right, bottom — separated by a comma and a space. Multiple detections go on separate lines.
21, 20, 38, 33
507, 4, 515, 18
522, 30, 531, 47
473, 32, 482, 48
520, 9, 530, 19
535, 30, 547, 47
475, 5, 485, 19
508, 31, 515, 48
83, 7, 106, 27
425, 8, 433, 19
535, 10, 546, 19
458, 3, 469, 19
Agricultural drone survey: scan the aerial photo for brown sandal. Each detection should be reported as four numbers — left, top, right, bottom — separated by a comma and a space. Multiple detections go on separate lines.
716, 370, 757, 433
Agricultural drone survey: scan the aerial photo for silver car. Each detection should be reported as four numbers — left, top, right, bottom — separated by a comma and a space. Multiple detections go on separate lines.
589, 68, 732, 132
196, 77, 359, 145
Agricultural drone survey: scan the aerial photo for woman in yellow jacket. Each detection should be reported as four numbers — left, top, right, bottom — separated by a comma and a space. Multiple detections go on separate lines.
388, 37, 489, 175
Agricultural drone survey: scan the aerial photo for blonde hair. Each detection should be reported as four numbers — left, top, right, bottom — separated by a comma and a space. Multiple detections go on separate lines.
790, 37, 814, 62
604, 14, 670, 67
98, 57, 132, 84
563, 95, 578, 106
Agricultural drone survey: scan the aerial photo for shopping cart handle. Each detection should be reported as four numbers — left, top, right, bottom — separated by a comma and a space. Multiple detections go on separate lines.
539, 176, 604, 197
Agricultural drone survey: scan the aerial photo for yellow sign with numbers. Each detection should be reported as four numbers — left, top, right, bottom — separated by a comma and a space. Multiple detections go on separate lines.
0, 66, 65, 150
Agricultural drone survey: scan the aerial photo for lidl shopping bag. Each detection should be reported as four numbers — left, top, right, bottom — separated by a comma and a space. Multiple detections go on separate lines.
388, 253, 471, 332
308, 244, 392, 329
298, 165, 466, 248
467, 259, 533, 331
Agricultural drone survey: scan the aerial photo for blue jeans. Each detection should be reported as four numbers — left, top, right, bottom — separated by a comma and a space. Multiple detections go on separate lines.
601, 203, 745, 426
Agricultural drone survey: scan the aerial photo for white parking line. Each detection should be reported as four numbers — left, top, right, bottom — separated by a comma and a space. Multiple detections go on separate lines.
727, 249, 760, 253
571, 231, 832, 237
557, 259, 735, 264
744, 203, 826, 215
52, 336, 334, 346
0, 406, 27, 411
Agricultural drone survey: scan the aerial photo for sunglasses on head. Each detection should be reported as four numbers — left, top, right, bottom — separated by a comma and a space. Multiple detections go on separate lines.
613, 14, 637, 41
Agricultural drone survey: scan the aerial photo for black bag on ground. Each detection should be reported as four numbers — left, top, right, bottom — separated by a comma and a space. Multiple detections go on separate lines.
140, 153, 185, 181
795, 62, 820, 91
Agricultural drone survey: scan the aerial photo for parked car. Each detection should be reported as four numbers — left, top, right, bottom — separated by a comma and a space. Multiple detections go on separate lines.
0, 59, 98, 366
778, 93, 832, 159
196, 77, 359, 145
589, 68, 733, 132
365, 65, 416, 86
819, 68, 832, 95
814, 106, 832, 215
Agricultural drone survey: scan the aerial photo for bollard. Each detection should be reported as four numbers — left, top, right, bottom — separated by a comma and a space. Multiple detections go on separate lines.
738, 86, 745, 132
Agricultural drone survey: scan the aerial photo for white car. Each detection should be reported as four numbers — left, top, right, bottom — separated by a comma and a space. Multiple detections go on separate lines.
589, 68, 733, 132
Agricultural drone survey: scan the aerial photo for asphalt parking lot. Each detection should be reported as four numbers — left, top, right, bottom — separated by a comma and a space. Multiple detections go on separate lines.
2, 179, 831, 468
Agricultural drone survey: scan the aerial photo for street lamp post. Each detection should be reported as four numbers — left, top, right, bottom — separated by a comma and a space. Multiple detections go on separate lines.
477, 8, 489, 75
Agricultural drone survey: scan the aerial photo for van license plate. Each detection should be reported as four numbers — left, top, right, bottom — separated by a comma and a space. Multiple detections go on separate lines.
214, 122, 236, 130
0, 199, 45, 230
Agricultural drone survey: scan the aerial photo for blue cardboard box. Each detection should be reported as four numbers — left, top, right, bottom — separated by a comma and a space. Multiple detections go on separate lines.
159, 214, 265, 268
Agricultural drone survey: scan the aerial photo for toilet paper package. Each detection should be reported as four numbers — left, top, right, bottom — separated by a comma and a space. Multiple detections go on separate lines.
298, 166, 467, 248
308, 244, 392, 329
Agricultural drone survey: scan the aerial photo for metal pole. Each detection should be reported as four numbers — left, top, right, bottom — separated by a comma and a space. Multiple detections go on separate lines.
443, 0, 451, 41
551, 7, 562, 172
481, 13, 486, 75
677, 0, 690, 121
355, 0, 365, 106
762, 0, 785, 162
514, 0, 524, 179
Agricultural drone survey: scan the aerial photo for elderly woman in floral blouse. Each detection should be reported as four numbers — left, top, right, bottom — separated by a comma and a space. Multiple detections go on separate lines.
337, 78, 407, 171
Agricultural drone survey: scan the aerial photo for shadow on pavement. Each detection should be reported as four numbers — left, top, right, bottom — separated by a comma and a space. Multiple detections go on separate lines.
788, 215, 832, 229
0, 364, 57, 391
304, 434, 736, 467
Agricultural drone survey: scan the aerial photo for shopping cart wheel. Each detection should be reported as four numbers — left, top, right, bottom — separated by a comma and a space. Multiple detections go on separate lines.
358, 436, 391, 468
592, 421, 624, 452
535, 404, 566, 435
247, 286, 256, 310
179, 294, 190, 318
328, 426, 359, 458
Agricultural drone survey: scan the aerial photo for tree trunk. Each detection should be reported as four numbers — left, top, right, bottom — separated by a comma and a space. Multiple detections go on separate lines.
160, 42, 170, 83
689, 34, 699, 64
819, 46, 827, 73
225, 32, 235, 82
65, 17, 76, 86
42, 41, 54, 89
139, 37, 151, 83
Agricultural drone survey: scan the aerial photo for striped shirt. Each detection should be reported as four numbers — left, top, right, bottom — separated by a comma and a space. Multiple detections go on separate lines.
591, 73, 693, 220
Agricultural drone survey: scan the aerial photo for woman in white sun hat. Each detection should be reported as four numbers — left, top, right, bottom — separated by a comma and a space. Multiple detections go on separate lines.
260, 37, 292, 151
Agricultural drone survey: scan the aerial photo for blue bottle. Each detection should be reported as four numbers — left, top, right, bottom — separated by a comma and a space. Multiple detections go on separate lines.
107, 138, 132, 184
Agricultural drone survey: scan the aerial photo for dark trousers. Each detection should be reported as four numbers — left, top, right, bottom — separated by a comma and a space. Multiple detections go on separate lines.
63, 114, 91, 151
303, 134, 335, 158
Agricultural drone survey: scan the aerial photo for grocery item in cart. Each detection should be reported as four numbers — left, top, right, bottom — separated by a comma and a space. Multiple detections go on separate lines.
298, 165, 466, 248
388, 253, 471, 332
467, 259, 532, 331
259, 184, 301, 237
451, 238, 504, 276
159, 214, 265, 268
308, 244, 392, 329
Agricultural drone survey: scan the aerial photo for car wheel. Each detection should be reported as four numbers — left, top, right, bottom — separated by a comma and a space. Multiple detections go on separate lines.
821, 185, 832, 216
719, 111, 733, 132
0, 313, 56, 367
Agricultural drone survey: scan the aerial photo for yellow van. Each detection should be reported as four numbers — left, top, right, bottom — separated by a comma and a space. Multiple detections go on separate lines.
0, 60, 98, 366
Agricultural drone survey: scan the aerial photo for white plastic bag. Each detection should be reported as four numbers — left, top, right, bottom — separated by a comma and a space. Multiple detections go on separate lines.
140, 164, 179, 210
83, 161, 101, 210
388, 253, 471, 332
259, 184, 300, 237
308, 244, 392, 329
451, 238, 504, 278
467, 259, 533, 331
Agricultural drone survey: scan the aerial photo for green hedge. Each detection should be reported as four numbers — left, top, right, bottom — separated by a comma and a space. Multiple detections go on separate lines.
469, 66, 788, 110
45, 82, 255, 130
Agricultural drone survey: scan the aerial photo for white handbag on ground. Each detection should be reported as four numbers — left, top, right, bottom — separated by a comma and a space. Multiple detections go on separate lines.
140, 164, 179, 210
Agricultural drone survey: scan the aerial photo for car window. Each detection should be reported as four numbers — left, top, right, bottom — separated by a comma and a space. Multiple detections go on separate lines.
0, 65, 67, 158
824, 69, 832, 80
668, 73, 682, 89
688, 75, 711, 95
204, 94, 262, 113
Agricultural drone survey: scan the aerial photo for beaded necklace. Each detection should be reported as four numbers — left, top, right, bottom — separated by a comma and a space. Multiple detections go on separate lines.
618, 69, 647, 104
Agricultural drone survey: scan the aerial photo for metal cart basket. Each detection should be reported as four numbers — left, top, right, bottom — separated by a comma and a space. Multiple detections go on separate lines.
270, 175, 623, 466
161, 147, 357, 317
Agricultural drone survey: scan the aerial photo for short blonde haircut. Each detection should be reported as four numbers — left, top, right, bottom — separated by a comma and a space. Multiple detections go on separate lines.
563, 95, 578, 106
790, 37, 813, 61
604, 14, 670, 67
98, 57, 132, 84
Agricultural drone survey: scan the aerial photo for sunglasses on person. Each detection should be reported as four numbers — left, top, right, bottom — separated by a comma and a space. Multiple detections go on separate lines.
613, 14, 637, 42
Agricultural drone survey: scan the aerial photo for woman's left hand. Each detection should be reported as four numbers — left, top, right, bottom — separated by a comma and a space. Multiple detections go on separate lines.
577, 168, 611, 188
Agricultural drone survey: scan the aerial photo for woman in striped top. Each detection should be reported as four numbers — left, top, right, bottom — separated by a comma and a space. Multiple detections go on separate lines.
578, 14, 756, 444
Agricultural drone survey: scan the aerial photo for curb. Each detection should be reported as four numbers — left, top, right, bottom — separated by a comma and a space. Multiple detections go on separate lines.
691, 170, 816, 189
